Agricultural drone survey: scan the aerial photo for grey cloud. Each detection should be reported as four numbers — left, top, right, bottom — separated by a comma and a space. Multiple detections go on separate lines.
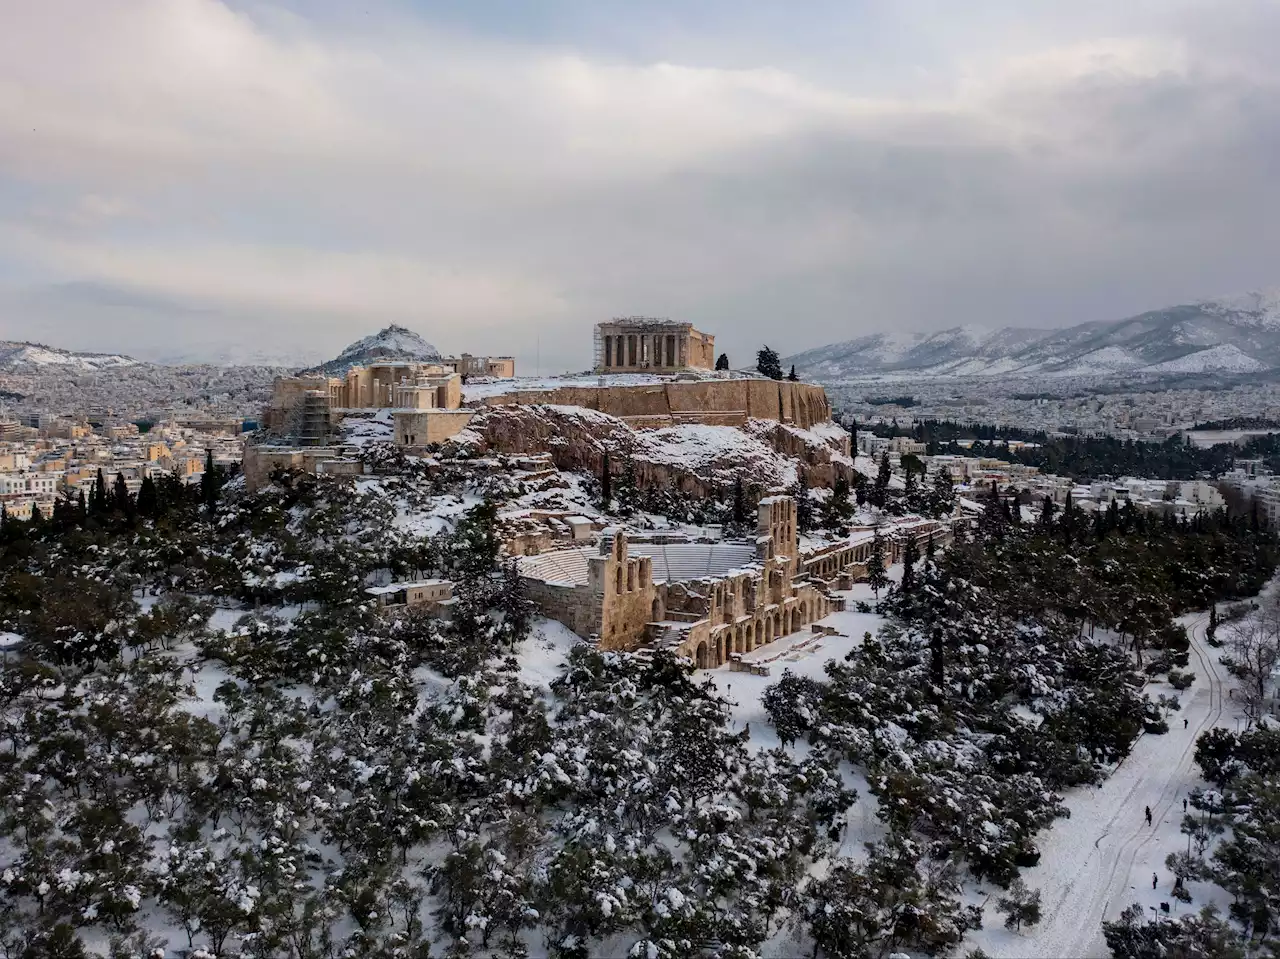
0, 0, 1278, 372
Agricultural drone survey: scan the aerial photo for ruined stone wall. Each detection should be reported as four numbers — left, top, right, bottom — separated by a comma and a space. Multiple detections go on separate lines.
523, 580, 599, 639
478, 380, 831, 430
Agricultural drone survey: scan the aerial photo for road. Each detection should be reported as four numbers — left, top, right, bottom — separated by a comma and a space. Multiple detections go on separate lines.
972, 612, 1231, 958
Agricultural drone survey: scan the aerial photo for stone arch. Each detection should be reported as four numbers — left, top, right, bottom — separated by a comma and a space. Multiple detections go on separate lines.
651, 597, 663, 622
615, 567, 624, 594
694, 641, 710, 670
735, 626, 744, 654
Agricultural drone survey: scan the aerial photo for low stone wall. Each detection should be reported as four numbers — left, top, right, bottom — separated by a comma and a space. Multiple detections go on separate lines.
478, 380, 831, 430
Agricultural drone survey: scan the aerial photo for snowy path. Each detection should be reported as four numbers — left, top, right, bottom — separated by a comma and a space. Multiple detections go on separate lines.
971, 613, 1232, 958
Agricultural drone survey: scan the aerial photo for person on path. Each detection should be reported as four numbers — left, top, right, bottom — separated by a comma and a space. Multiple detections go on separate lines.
1145, 806, 1153, 826
1152, 873, 1159, 890
1183, 798, 1188, 812
1184, 718, 1189, 729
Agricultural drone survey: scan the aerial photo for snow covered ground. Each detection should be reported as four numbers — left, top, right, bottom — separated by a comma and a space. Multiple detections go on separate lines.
966, 610, 1237, 958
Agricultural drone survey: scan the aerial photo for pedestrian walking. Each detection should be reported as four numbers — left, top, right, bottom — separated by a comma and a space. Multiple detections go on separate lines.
1145, 805, 1153, 826
1183, 798, 1188, 812
1152, 872, 1158, 890
1184, 718, 1189, 729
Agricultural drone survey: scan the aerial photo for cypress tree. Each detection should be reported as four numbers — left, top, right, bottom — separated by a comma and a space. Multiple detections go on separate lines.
93, 468, 108, 514
201, 449, 220, 513
793, 472, 814, 533
113, 472, 131, 513
715, 353, 730, 371
756, 346, 783, 381
866, 528, 889, 601
137, 475, 159, 518
901, 534, 919, 594
872, 452, 891, 509
787, 364, 799, 382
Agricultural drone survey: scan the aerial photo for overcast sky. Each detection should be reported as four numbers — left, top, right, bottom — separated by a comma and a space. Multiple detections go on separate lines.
1, 0, 1278, 371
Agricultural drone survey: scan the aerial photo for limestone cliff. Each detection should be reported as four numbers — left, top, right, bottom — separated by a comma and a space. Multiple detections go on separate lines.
455, 404, 854, 496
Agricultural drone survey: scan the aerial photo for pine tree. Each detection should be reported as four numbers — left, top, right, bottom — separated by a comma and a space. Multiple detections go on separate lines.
615, 456, 638, 515
29, 502, 44, 532
1207, 602, 1219, 643
76, 488, 87, 520
756, 346, 783, 381
787, 364, 799, 382
866, 528, 889, 601
997, 879, 1043, 932
715, 353, 730, 371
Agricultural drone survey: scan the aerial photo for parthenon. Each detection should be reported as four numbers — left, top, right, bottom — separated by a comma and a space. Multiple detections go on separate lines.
595, 318, 716, 373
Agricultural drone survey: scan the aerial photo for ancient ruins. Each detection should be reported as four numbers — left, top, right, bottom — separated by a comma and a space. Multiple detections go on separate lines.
518, 494, 953, 668
594, 318, 716, 372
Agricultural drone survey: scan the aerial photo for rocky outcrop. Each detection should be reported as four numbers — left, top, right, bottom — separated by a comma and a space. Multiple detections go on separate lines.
456, 404, 853, 497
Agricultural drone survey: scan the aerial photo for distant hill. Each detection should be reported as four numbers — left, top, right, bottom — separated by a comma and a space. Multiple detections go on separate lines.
0, 340, 136, 373
785, 290, 1280, 380
307, 324, 443, 375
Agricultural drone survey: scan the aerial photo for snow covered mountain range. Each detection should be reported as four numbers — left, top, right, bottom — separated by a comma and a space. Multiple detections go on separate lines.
0, 340, 136, 373
307, 325, 442, 375
786, 291, 1280, 380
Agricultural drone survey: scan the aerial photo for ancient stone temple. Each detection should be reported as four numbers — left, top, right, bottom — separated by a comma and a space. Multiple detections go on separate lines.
594, 318, 716, 373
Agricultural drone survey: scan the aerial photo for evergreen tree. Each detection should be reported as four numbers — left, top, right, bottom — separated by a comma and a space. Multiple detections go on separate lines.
92, 468, 108, 515
715, 353, 730, 371
29, 501, 44, 532
866, 528, 889, 601
756, 345, 783, 380
201, 449, 221, 513
137, 475, 159, 518
996, 879, 1043, 931
924, 532, 936, 563
930, 467, 956, 518
614, 456, 638, 515
1039, 495, 1057, 528
900, 533, 919, 594
787, 364, 799, 382
600, 450, 612, 508
792, 473, 814, 533
113, 471, 132, 514
872, 451, 892, 509
1207, 602, 1218, 643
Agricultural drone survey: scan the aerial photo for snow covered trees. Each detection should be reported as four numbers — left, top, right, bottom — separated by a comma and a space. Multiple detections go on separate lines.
996, 879, 1042, 932
802, 835, 980, 959
756, 346, 783, 381
865, 528, 889, 601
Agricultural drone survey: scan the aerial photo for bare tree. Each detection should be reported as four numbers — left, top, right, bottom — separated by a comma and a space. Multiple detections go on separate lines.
1223, 596, 1280, 724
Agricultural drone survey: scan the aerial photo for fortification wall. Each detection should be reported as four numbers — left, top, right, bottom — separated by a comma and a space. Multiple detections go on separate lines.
478, 380, 831, 430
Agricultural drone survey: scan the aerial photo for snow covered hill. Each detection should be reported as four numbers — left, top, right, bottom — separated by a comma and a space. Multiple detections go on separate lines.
787, 290, 1280, 380
308, 324, 443, 375
0, 340, 136, 372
